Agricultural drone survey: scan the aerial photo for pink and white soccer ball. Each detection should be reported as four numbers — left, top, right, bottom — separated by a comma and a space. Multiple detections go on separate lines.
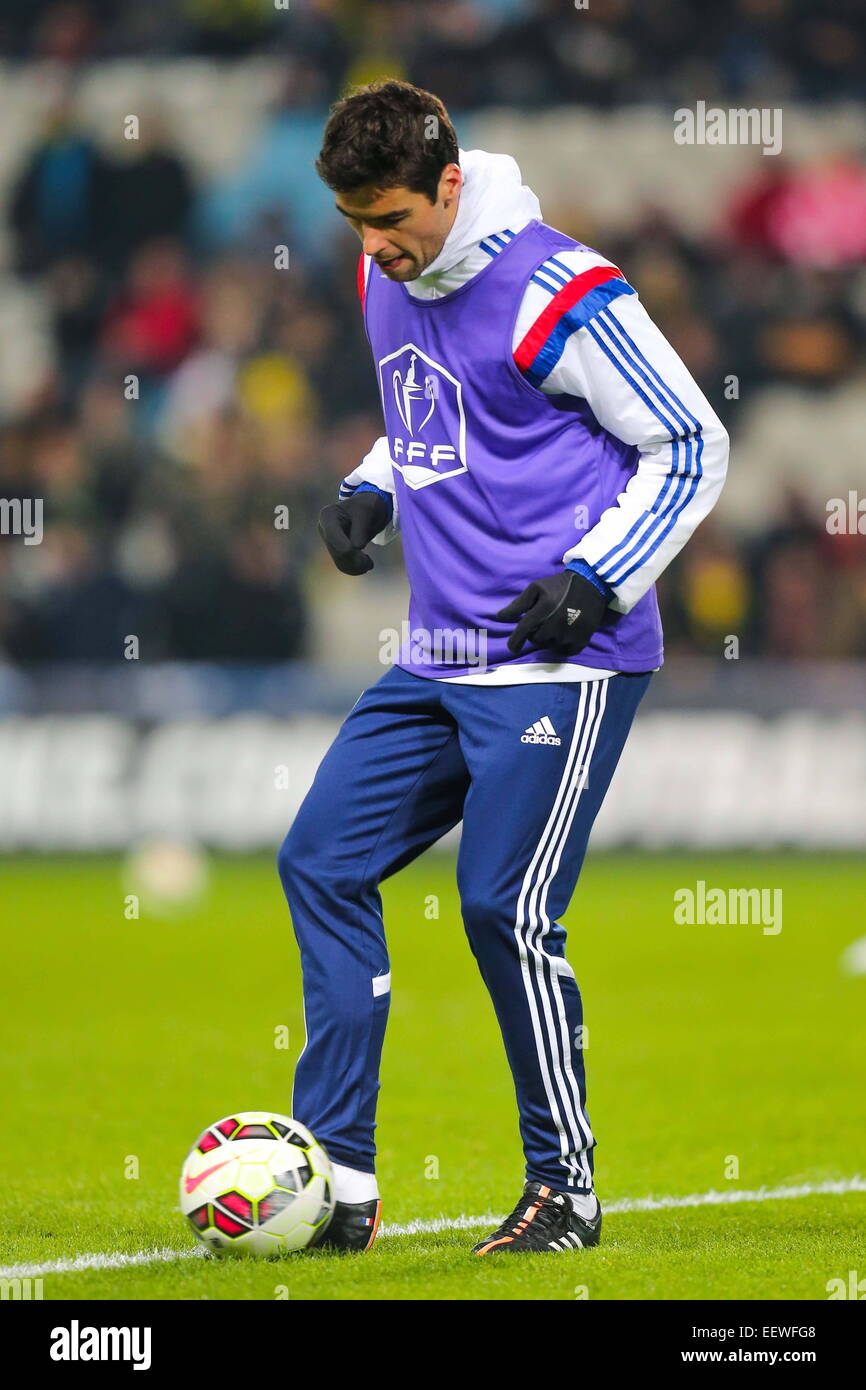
180, 1111, 335, 1255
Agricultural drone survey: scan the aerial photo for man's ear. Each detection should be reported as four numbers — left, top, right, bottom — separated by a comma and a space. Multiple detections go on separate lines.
439, 162, 462, 207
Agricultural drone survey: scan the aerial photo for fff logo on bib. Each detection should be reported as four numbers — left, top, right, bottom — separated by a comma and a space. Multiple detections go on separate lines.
378, 343, 467, 490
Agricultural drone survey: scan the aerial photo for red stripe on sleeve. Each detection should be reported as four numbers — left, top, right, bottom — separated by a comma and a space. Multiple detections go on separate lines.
514, 264, 623, 372
357, 254, 367, 308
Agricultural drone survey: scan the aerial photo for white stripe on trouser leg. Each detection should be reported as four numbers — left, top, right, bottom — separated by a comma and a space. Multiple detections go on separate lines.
528, 679, 608, 1187
518, 682, 600, 1184
527, 680, 607, 1185
291, 994, 310, 1119
514, 685, 594, 1182
514, 685, 590, 1178
524, 691, 603, 1187
533, 690, 605, 1144
514, 681, 606, 1185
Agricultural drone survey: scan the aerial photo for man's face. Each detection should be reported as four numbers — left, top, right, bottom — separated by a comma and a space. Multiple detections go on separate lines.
335, 164, 462, 281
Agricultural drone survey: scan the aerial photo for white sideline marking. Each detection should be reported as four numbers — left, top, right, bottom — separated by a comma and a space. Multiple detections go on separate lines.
0, 1245, 205, 1278
382, 1175, 866, 1235
3, 1176, 864, 1280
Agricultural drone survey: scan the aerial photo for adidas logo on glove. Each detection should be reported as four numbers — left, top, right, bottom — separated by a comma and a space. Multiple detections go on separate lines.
521, 716, 561, 746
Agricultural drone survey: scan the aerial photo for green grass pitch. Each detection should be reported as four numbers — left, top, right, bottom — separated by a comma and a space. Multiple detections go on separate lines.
2, 851, 865, 1301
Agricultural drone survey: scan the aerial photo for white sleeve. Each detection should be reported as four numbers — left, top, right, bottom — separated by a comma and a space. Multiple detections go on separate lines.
338, 434, 400, 546
514, 255, 729, 614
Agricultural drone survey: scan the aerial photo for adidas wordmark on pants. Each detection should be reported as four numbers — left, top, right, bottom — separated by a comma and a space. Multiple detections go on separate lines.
521, 715, 561, 745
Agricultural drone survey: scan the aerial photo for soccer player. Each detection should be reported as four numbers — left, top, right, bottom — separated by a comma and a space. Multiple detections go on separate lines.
278, 81, 728, 1255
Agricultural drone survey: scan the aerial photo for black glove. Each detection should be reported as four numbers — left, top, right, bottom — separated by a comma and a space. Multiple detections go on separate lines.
317, 490, 392, 575
495, 570, 608, 656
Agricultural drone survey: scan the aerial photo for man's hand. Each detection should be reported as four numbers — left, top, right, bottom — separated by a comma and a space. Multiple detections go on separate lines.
318, 490, 392, 575
495, 571, 608, 656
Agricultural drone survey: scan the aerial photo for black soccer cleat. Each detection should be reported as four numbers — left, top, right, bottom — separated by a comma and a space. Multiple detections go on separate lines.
314, 1197, 382, 1252
472, 1181, 602, 1255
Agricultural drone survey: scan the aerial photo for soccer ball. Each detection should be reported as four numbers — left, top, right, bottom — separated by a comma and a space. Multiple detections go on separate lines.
179, 1111, 335, 1256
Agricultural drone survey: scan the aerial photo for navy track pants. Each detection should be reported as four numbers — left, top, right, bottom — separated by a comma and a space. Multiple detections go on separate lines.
278, 665, 650, 1193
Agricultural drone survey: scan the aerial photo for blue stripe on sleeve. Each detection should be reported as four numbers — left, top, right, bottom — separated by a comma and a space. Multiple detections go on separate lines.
524, 279, 636, 388
586, 311, 703, 584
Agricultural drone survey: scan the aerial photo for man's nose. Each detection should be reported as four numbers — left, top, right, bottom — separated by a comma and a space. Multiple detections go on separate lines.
362, 228, 392, 259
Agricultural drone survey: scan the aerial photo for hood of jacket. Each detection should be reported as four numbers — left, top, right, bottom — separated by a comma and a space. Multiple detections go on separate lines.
405, 147, 542, 298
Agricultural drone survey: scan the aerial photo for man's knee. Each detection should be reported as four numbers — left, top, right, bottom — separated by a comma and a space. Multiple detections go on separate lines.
278, 806, 372, 908
277, 806, 320, 897
457, 869, 510, 937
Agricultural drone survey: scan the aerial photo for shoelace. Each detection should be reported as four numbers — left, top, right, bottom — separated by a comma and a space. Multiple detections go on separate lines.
490, 1189, 566, 1241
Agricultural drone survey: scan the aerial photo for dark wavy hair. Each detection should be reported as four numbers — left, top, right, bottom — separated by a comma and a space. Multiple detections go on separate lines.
316, 80, 460, 204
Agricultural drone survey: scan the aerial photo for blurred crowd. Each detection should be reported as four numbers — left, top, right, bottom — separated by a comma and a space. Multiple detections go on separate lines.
2, 0, 865, 107
0, 1, 865, 664
0, 130, 372, 659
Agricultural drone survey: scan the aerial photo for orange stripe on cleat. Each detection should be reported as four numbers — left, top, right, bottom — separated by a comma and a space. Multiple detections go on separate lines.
475, 1236, 515, 1256
363, 1199, 382, 1252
